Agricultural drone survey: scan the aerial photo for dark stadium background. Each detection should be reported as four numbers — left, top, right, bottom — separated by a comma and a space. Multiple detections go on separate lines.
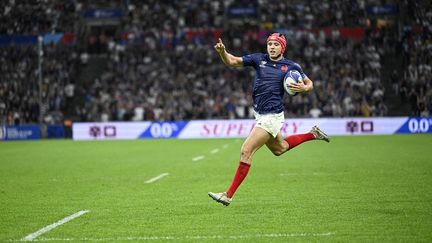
0, 0, 430, 136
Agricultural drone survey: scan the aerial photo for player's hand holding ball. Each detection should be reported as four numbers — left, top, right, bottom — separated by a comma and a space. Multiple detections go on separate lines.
284, 70, 310, 95
289, 80, 309, 93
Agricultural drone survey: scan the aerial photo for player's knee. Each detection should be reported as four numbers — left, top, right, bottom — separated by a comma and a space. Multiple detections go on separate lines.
271, 149, 284, 156
271, 143, 288, 156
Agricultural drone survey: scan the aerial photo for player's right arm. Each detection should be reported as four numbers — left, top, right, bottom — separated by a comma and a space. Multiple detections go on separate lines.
214, 38, 243, 68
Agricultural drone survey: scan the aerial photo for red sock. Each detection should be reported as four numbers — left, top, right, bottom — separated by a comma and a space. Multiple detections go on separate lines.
284, 133, 315, 150
226, 162, 251, 198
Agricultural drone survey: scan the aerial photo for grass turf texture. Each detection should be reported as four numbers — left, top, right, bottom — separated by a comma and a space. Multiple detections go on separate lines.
0, 135, 431, 242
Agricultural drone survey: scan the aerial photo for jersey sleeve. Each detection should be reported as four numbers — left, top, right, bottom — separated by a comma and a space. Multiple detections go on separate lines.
293, 62, 307, 80
242, 53, 263, 67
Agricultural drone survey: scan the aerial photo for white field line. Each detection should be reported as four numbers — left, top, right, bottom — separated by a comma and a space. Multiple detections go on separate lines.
280, 172, 351, 176
21, 210, 90, 241
280, 173, 298, 176
210, 149, 219, 154
193, 141, 237, 161
144, 173, 169, 184
18, 232, 334, 241
192, 155, 204, 161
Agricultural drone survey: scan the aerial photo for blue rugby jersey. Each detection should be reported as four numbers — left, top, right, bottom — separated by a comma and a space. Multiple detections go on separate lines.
242, 53, 306, 114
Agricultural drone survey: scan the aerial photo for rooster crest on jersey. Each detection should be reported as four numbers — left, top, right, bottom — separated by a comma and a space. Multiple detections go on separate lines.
284, 70, 303, 96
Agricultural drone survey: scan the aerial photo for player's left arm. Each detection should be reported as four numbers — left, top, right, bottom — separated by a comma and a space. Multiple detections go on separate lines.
289, 75, 314, 93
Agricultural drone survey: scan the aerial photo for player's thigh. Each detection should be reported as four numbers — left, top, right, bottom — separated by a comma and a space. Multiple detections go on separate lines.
242, 126, 272, 154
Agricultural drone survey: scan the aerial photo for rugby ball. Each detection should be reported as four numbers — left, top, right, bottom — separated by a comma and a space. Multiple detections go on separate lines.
283, 70, 303, 96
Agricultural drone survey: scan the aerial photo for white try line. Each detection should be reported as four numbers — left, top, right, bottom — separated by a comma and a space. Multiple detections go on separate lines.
192, 155, 205, 161
144, 173, 169, 184
16, 232, 334, 241
21, 210, 90, 242
210, 149, 219, 154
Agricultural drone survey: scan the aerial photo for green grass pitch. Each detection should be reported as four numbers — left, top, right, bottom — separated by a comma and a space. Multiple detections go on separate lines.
1, 135, 431, 242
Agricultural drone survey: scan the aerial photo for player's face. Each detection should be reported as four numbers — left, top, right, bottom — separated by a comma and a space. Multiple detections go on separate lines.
267, 41, 282, 60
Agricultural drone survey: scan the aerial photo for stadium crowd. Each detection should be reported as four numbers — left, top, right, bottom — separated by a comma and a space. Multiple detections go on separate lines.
400, 33, 432, 117
0, 43, 79, 125
0, 0, 431, 125
0, 0, 80, 35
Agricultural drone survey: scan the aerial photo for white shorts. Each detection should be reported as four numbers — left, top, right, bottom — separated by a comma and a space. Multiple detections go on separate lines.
254, 111, 284, 138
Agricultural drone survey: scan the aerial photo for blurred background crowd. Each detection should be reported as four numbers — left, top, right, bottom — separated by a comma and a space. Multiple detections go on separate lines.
0, 0, 431, 125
